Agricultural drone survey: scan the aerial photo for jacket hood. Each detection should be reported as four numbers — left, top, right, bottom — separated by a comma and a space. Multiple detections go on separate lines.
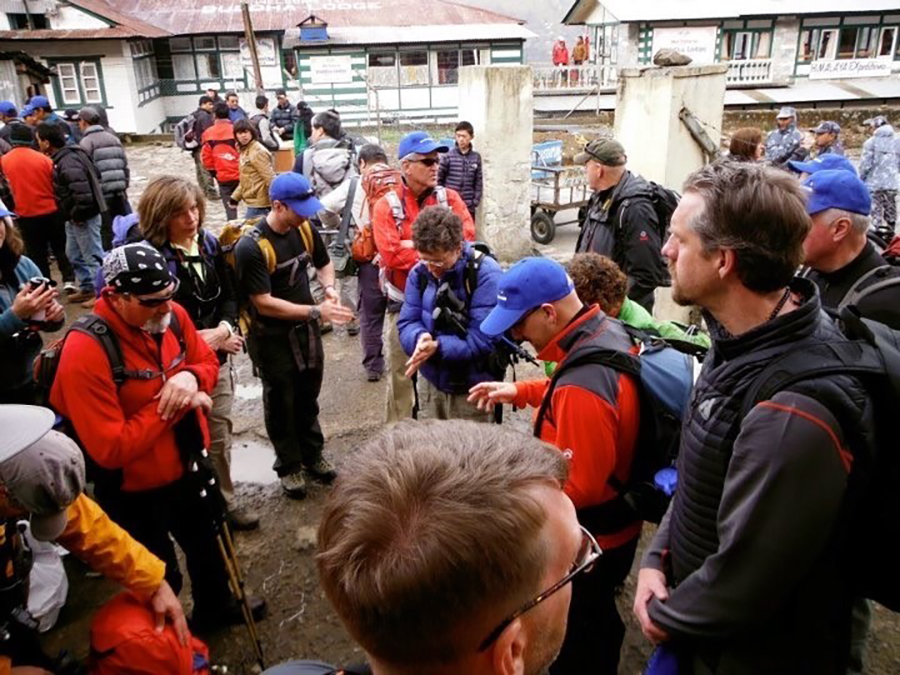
874, 124, 895, 138
871, 125, 897, 152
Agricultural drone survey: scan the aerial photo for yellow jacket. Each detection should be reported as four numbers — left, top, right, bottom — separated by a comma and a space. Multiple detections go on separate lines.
233, 140, 275, 207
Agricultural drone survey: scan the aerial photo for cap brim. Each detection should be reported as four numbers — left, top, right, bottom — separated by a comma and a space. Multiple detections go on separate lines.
573, 151, 591, 165
480, 305, 530, 337
787, 160, 817, 173
0, 405, 54, 463
284, 195, 324, 218
30, 510, 68, 542
403, 141, 450, 159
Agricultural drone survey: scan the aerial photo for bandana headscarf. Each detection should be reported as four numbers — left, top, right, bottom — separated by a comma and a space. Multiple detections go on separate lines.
102, 243, 175, 295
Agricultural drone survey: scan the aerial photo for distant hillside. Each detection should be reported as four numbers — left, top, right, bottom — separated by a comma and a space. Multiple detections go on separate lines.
460, 0, 589, 64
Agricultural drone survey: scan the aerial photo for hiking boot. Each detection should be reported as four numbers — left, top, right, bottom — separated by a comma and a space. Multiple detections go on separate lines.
346, 321, 360, 336
304, 457, 337, 484
191, 595, 268, 632
227, 505, 260, 531
64, 282, 78, 295
67, 290, 93, 303
366, 370, 382, 382
280, 471, 307, 499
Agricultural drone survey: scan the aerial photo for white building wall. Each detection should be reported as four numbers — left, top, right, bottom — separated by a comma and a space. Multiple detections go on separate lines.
49, 6, 109, 30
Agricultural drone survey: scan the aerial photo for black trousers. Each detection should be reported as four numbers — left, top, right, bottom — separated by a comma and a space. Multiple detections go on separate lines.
97, 476, 233, 614
16, 211, 74, 282
549, 536, 639, 675
100, 191, 132, 251
218, 180, 239, 221
251, 331, 325, 476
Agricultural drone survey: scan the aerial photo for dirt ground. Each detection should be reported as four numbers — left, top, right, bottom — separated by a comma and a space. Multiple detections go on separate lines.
37, 137, 900, 674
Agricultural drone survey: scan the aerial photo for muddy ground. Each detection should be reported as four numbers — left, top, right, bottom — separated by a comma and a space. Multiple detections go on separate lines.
39, 137, 900, 673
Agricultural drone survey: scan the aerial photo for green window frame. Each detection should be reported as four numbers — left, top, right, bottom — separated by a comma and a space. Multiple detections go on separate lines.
47, 57, 107, 108
719, 29, 773, 61
167, 34, 247, 89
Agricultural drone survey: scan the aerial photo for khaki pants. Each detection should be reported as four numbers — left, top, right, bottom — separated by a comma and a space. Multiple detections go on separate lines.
416, 376, 493, 423
207, 360, 236, 509
383, 311, 415, 424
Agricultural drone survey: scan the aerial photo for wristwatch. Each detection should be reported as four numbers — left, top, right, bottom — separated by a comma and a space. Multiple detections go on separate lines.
308, 306, 321, 322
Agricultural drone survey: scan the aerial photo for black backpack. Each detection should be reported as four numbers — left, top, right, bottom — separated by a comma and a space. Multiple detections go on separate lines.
740, 306, 900, 611
618, 182, 680, 244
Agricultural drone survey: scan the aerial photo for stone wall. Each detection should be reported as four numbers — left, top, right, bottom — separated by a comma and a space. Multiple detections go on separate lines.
771, 17, 801, 85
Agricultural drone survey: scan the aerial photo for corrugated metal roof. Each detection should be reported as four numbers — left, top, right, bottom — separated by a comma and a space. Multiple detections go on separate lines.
564, 0, 900, 25
105, 0, 526, 36
0, 0, 169, 38
283, 23, 535, 48
69, 0, 170, 37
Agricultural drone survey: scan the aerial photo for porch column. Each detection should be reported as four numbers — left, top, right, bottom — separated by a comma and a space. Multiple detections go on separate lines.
458, 65, 533, 262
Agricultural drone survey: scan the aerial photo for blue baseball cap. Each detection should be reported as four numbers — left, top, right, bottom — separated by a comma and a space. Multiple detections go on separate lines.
788, 154, 856, 176
480, 257, 575, 337
397, 131, 449, 160
21, 104, 34, 117
29, 95, 50, 110
269, 173, 323, 217
802, 170, 871, 216
0, 101, 16, 116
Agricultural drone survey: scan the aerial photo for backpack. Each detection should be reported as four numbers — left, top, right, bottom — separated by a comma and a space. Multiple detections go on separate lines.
535, 325, 700, 533
174, 113, 198, 151
619, 181, 680, 244
249, 113, 280, 152
351, 166, 403, 263
89, 592, 211, 675
882, 234, 900, 265
740, 306, 900, 611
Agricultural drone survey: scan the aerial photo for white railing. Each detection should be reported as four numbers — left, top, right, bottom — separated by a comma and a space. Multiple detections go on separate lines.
725, 59, 773, 85
532, 64, 617, 91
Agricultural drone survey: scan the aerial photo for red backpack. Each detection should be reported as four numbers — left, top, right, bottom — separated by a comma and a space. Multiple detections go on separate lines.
89, 592, 211, 675
351, 165, 403, 263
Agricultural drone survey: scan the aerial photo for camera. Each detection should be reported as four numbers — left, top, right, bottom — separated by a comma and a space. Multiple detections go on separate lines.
28, 276, 51, 291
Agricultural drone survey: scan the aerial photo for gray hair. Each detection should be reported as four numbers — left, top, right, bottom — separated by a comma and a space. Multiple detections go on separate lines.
818, 208, 870, 235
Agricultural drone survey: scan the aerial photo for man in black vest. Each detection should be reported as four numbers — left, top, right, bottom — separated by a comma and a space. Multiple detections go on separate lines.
634, 162, 872, 672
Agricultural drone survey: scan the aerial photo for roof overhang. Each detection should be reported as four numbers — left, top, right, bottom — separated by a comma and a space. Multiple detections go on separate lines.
283, 23, 535, 49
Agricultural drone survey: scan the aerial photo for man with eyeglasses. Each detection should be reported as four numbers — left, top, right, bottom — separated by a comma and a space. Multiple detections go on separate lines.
49, 242, 267, 631
468, 257, 642, 674
372, 131, 474, 424
279, 420, 588, 675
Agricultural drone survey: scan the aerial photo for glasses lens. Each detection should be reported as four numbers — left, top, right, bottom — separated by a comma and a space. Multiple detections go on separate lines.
419, 158, 439, 167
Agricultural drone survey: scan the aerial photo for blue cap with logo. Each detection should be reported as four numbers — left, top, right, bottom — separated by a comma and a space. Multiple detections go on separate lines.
480, 257, 575, 337
788, 154, 856, 176
269, 173, 323, 218
0, 101, 16, 116
802, 169, 871, 216
29, 95, 50, 110
20, 104, 34, 118
397, 131, 450, 160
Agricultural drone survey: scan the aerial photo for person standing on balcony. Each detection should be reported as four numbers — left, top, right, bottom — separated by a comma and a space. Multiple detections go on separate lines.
572, 36, 587, 86
812, 121, 844, 158
765, 107, 804, 168
552, 37, 569, 87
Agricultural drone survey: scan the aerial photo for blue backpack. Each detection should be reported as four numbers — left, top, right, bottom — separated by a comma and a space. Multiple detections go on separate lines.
535, 325, 702, 533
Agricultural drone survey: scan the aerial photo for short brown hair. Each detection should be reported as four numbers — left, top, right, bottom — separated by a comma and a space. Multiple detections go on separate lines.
1, 218, 24, 258
729, 127, 762, 161
412, 205, 463, 253
683, 162, 810, 293
316, 421, 568, 666
139, 176, 206, 248
567, 253, 627, 315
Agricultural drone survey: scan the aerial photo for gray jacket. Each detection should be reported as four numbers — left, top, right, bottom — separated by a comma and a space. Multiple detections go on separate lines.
859, 125, 900, 192
764, 124, 804, 166
80, 124, 129, 196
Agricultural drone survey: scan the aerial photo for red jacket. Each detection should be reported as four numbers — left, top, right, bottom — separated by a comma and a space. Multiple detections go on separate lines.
50, 298, 219, 492
513, 306, 641, 550
371, 183, 475, 296
552, 43, 570, 66
0, 147, 57, 217
200, 120, 240, 184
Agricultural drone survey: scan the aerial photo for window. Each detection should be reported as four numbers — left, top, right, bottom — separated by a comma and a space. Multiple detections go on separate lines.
221, 52, 243, 79
134, 57, 158, 91
130, 40, 154, 58
722, 30, 772, 61
436, 49, 459, 84
80, 63, 102, 103
173, 54, 196, 80
879, 27, 897, 57
194, 36, 216, 51
799, 28, 840, 62
282, 50, 298, 78
7, 13, 49, 29
57, 63, 80, 105
461, 49, 479, 66
196, 53, 221, 79
169, 37, 192, 52
399, 50, 428, 86
218, 36, 240, 50
368, 52, 398, 86
818, 29, 838, 59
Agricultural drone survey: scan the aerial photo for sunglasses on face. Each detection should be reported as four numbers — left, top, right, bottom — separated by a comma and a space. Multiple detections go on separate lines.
411, 157, 440, 168
125, 278, 180, 307
477, 525, 602, 651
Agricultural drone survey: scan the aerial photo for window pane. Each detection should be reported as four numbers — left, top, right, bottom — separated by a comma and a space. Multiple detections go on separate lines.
57, 63, 81, 104
368, 52, 398, 86
879, 28, 896, 57
368, 52, 396, 67
173, 54, 196, 80
818, 30, 837, 60
436, 49, 459, 84
856, 27, 878, 58
194, 37, 216, 51
838, 28, 857, 59
170, 37, 192, 52
283, 50, 298, 78
399, 51, 427, 67
197, 53, 221, 79
733, 32, 751, 60
755, 32, 771, 58
399, 50, 428, 85
222, 52, 243, 79
218, 36, 240, 50
721, 32, 733, 61
799, 30, 813, 61
80, 63, 102, 103
461, 49, 478, 66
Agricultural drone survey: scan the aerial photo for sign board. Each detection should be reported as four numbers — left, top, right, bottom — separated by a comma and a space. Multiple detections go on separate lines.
240, 37, 277, 67
809, 59, 892, 80
651, 26, 718, 64
309, 55, 354, 84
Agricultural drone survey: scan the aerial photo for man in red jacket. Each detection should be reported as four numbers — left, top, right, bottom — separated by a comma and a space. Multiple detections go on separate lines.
371, 130, 474, 423
50, 243, 265, 630
469, 257, 641, 675
200, 102, 240, 220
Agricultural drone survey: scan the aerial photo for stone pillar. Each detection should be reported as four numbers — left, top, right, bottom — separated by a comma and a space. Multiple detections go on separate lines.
614, 64, 727, 322
458, 66, 533, 262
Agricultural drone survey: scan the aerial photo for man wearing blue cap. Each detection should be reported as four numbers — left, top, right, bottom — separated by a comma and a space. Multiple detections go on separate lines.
0, 101, 24, 145
469, 256, 641, 674
787, 152, 856, 177
30, 95, 70, 143
234, 173, 354, 499
372, 130, 474, 424
811, 120, 844, 157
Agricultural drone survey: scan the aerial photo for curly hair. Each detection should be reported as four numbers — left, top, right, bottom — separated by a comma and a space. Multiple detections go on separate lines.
567, 253, 628, 316
412, 206, 463, 253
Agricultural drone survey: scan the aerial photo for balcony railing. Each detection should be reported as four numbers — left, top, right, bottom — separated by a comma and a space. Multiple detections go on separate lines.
532, 64, 617, 91
725, 58, 773, 86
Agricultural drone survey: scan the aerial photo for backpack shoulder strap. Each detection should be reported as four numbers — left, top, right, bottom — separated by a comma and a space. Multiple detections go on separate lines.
434, 185, 448, 209
463, 249, 485, 311
249, 223, 278, 274
839, 264, 899, 310
69, 315, 128, 385
299, 219, 315, 256
385, 189, 405, 231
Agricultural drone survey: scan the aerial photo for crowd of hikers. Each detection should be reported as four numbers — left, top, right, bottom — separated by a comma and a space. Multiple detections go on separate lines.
2, 86, 900, 675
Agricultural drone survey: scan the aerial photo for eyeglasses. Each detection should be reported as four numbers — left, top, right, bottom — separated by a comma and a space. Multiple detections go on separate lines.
477, 525, 602, 651
411, 157, 440, 168
419, 250, 460, 270
126, 278, 180, 307
510, 305, 541, 333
